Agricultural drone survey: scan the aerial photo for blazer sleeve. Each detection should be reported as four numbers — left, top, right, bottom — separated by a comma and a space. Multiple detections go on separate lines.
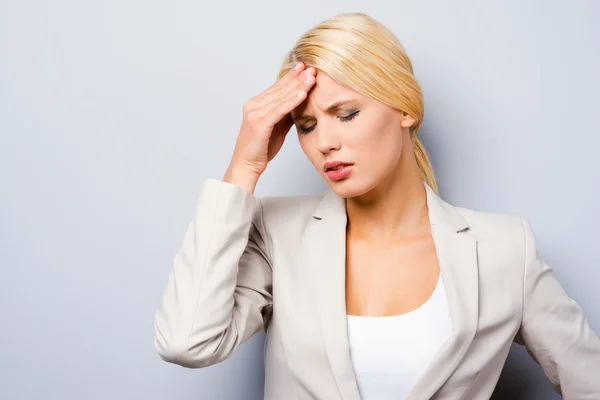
154, 178, 273, 368
513, 218, 600, 397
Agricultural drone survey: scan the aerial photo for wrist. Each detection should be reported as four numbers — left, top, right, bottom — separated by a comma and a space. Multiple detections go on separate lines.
222, 164, 260, 195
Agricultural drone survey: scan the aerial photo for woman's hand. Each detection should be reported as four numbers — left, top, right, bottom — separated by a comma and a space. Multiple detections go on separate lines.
224, 62, 316, 193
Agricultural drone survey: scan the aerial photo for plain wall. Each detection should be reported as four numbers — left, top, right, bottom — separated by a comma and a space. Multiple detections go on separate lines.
1, 1, 598, 399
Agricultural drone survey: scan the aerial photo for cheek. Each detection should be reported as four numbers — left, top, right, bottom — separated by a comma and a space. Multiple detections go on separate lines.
298, 136, 319, 166
357, 125, 402, 158
354, 129, 403, 181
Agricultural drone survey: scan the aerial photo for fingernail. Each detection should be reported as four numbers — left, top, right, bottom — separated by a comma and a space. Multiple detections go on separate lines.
295, 62, 303, 71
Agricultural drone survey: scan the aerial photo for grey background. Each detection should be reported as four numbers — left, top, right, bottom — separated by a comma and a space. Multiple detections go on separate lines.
1, 1, 598, 399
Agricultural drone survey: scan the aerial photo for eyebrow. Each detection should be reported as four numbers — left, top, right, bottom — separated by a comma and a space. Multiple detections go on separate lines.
294, 99, 357, 122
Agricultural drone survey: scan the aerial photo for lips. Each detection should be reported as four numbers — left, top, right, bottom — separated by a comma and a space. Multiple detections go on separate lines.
326, 164, 353, 180
324, 160, 353, 172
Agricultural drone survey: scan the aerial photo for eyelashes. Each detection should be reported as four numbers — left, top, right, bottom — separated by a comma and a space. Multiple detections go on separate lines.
298, 111, 360, 135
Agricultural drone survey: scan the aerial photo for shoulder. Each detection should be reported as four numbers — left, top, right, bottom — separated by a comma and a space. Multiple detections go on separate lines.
453, 205, 533, 275
456, 206, 525, 242
256, 191, 324, 229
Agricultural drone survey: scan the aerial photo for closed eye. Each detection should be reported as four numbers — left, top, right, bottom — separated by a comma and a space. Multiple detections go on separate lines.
298, 110, 361, 135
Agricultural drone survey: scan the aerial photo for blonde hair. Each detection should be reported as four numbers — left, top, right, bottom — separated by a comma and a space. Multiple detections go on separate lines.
277, 12, 439, 195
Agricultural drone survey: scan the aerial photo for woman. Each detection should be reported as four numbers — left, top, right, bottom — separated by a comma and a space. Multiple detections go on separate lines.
154, 12, 600, 400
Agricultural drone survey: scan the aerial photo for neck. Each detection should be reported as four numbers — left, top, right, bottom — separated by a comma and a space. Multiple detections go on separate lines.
345, 145, 429, 241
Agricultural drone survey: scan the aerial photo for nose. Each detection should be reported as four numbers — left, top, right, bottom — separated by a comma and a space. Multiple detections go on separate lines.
315, 128, 341, 154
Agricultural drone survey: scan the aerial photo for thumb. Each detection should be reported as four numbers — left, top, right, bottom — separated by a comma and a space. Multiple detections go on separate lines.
273, 112, 294, 133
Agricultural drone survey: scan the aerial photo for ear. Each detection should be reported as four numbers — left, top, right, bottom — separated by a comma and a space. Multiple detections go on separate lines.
400, 112, 416, 128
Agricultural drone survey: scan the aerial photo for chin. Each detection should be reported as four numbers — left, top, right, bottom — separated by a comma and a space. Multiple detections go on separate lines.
324, 177, 372, 199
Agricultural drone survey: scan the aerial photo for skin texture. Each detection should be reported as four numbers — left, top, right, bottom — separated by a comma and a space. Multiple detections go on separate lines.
291, 70, 440, 316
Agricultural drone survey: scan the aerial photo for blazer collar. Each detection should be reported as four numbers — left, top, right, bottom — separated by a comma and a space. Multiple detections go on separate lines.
311, 181, 469, 233
302, 181, 480, 400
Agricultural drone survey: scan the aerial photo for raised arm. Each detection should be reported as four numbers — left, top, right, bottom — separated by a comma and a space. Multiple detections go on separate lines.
154, 177, 273, 368
155, 60, 317, 368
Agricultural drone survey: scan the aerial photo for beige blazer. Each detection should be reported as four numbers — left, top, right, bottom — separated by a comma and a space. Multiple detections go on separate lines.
154, 178, 600, 399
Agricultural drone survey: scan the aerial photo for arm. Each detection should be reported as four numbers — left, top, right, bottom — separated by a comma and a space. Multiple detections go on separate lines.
154, 178, 273, 368
514, 218, 600, 397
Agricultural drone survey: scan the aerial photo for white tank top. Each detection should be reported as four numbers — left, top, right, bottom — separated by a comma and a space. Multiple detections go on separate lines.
346, 274, 453, 400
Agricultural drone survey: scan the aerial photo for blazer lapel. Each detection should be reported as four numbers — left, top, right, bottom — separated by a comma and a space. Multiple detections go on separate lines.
404, 183, 480, 400
303, 188, 361, 400
302, 182, 479, 400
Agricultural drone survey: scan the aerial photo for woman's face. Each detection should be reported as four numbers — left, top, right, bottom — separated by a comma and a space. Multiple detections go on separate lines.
290, 70, 416, 198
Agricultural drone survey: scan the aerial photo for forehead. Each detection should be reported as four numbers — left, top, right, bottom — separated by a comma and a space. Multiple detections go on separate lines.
291, 71, 360, 118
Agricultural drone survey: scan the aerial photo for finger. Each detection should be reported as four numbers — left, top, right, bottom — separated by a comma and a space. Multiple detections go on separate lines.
272, 112, 294, 135
251, 65, 315, 110
262, 62, 305, 96
261, 75, 315, 129
252, 67, 315, 111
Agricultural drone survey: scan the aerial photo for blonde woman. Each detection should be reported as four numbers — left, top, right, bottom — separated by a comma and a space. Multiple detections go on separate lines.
154, 12, 600, 400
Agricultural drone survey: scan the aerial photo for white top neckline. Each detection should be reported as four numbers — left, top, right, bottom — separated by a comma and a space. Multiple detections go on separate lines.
346, 273, 443, 320
345, 273, 453, 400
